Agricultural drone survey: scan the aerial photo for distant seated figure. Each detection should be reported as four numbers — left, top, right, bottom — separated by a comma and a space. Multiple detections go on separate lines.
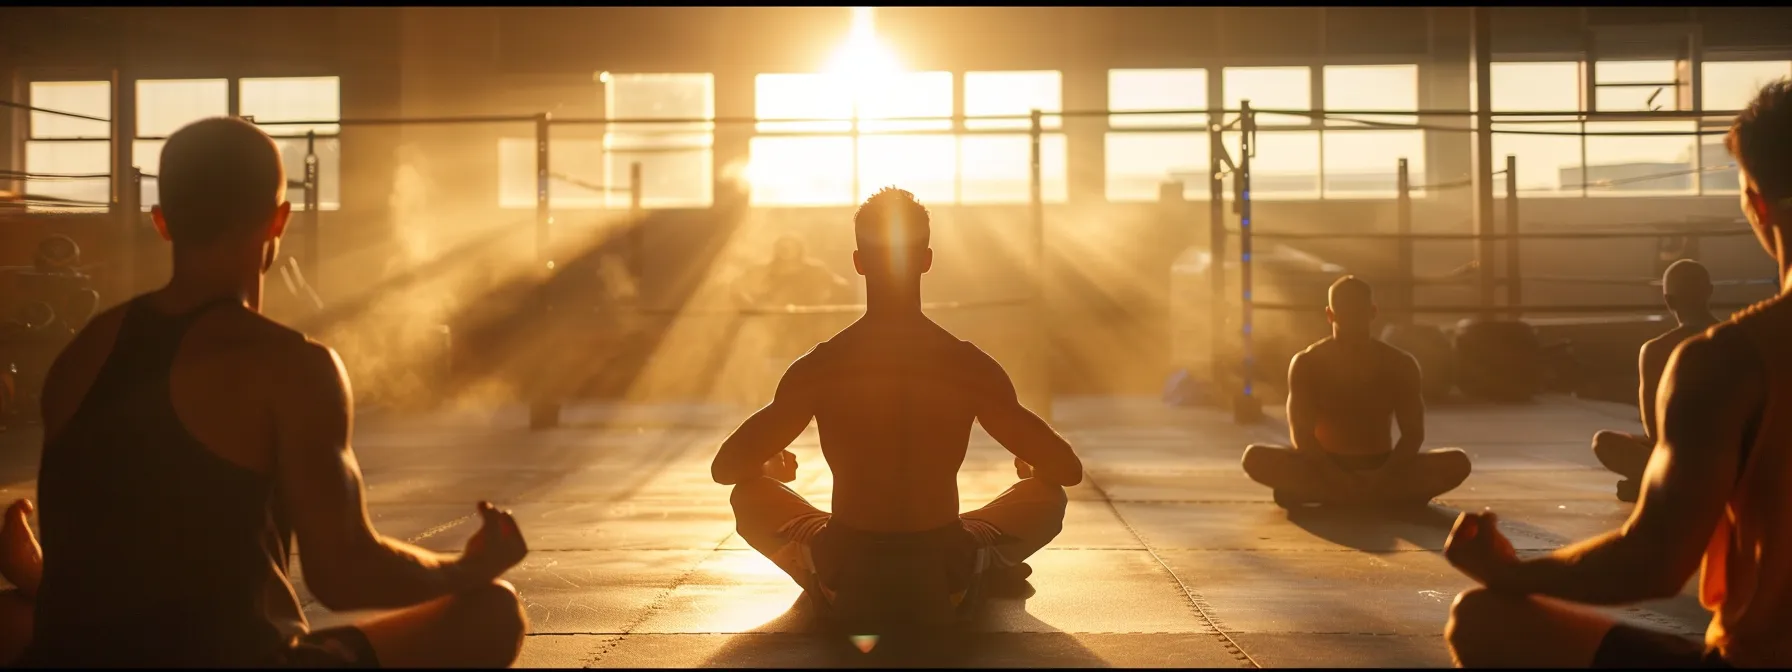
1241, 276, 1472, 508
1592, 259, 1717, 503
714, 188, 1082, 633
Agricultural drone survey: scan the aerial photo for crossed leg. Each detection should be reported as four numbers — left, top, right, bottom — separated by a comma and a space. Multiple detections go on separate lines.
1592, 431, 1652, 502
0, 498, 527, 668
1241, 444, 1472, 506
729, 476, 1070, 587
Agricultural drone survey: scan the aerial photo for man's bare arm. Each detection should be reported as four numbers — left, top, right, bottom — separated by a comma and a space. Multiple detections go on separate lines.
277, 343, 480, 612
712, 356, 815, 485
1391, 354, 1426, 458
1496, 333, 1753, 603
1286, 354, 1324, 455
974, 352, 1082, 487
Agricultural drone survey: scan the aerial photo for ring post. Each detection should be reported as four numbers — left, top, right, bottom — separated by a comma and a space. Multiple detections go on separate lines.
304, 131, 321, 289
1396, 158, 1414, 326
1234, 101, 1262, 424
530, 112, 561, 430
1504, 154, 1521, 320
629, 161, 644, 279
1029, 108, 1052, 423
1209, 114, 1226, 391
110, 67, 137, 301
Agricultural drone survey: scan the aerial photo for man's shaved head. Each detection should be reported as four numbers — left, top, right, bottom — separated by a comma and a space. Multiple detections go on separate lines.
1662, 259, 1713, 300
1329, 275, 1374, 314
157, 117, 287, 245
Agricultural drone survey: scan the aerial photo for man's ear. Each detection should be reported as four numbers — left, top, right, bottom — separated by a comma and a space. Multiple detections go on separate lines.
151, 206, 172, 242
920, 247, 933, 274
1325, 306, 1336, 324
852, 250, 866, 276
269, 201, 293, 240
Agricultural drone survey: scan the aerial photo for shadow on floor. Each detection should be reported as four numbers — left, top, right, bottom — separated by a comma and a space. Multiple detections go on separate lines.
696, 587, 1111, 668
1285, 504, 1463, 553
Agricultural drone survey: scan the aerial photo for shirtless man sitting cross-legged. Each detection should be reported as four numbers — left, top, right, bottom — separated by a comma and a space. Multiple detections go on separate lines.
0, 117, 529, 667
1442, 78, 1792, 670
1241, 276, 1472, 508
1591, 259, 1717, 502
714, 187, 1084, 631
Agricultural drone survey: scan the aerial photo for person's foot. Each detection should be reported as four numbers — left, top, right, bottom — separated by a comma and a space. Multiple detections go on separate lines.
1273, 490, 1321, 510
1616, 479, 1640, 503
984, 561, 1032, 597
0, 498, 42, 599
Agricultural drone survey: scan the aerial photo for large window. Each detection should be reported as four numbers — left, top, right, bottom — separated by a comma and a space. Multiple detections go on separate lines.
1223, 67, 1319, 199
1105, 69, 1208, 202
136, 79, 229, 210
1321, 65, 1423, 198
1700, 60, 1792, 194
497, 138, 607, 209
23, 81, 112, 208
747, 70, 1064, 207
1490, 62, 1584, 197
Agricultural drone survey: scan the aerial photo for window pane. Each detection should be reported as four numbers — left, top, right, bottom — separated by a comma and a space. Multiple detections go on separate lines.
965, 71, 1062, 131
498, 138, 608, 209
860, 71, 952, 132
858, 135, 956, 204
747, 136, 854, 206
1595, 60, 1676, 85
1596, 86, 1678, 112
1702, 60, 1792, 112
138, 79, 228, 138
1223, 66, 1310, 126
958, 134, 1067, 203
1220, 131, 1320, 199
1581, 121, 1697, 196
1105, 133, 1209, 202
29, 81, 110, 139
240, 76, 341, 136
1109, 69, 1207, 129
1322, 130, 1424, 198
1492, 122, 1583, 197
137, 140, 165, 209
1323, 64, 1419, 125
755, 73, 853, 133
1492, 62, 1582, 112
1701, 141, 1741, 194
23, 141, 111, 207
603, 73, 714, 209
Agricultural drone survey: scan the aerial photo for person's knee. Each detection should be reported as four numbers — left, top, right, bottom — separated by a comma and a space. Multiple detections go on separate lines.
1445, 588, 1513, 664
729, 477, 780, 513
1015, 478, 1070, 522
1240, 444, 1275, 481
460, 580, 526, 665
1435, 448, 1473, 484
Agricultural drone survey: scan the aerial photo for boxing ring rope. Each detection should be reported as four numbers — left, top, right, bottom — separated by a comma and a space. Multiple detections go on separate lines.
8, 94, 1768, 426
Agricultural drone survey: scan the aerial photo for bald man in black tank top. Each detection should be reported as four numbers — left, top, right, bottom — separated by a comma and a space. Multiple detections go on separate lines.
0, 118, 528, 667
714, 188, 1083, 630
1241, 277, 1472, 508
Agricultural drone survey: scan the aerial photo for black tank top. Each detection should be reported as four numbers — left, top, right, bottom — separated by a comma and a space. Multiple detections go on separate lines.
22, 296, 306, 667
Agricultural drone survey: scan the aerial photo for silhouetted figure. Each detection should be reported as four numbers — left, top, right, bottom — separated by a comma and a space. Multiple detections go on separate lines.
1241, 276, 1472, 508
1591, 259, 1717, 502
713, 188, 1083, 631
0, 118, 528, 667
1443, 78, 1792, 669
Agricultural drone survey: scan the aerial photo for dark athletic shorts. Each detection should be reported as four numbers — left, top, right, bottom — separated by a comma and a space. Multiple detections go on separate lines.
1324, 452, 1392, 471
285, 626, 381, 668
1592, 623, 1728, 669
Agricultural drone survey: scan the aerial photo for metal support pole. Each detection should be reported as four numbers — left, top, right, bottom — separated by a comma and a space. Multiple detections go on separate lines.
629, 161, 644, 280
1208, 116, 1227, 389
110, 68, 136, 301
304, 131, 320, 290
530, 112, 560, 430
1234, 101, 1262, 424
1505, 154, 1521, 320
1029, 108, 1051, 423
1470, 7, 1497, 320
1396, 158, 1414, 326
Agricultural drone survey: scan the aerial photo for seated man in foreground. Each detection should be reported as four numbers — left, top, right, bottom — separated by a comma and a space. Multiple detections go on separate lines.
1442, 80, 1792, 668
0, 117, 528, 667
1241, 276, 1471, 508
1591, 259, 1717, 502
713, 188, 1083, 631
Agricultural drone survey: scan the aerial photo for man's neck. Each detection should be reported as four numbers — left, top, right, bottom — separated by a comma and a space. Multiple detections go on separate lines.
1331, 328, 1373, 343
863, 287, 922, 322
1672, 309, 1717, 329
166, 254, 260, 312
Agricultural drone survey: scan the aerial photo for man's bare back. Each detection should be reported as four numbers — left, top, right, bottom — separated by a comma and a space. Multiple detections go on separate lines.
1293, 337, 1419, 457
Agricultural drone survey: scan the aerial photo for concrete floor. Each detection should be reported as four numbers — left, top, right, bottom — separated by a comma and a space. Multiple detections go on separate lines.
0, 395, 1710, 668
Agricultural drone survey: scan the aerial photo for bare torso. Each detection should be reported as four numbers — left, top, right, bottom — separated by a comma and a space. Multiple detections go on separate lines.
805, 317, 989, 533
1295, 337, 1420, 456
1638, 323, 1712, 439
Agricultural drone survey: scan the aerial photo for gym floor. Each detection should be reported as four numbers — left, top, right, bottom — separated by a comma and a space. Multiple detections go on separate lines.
0, 395, 1708, 668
